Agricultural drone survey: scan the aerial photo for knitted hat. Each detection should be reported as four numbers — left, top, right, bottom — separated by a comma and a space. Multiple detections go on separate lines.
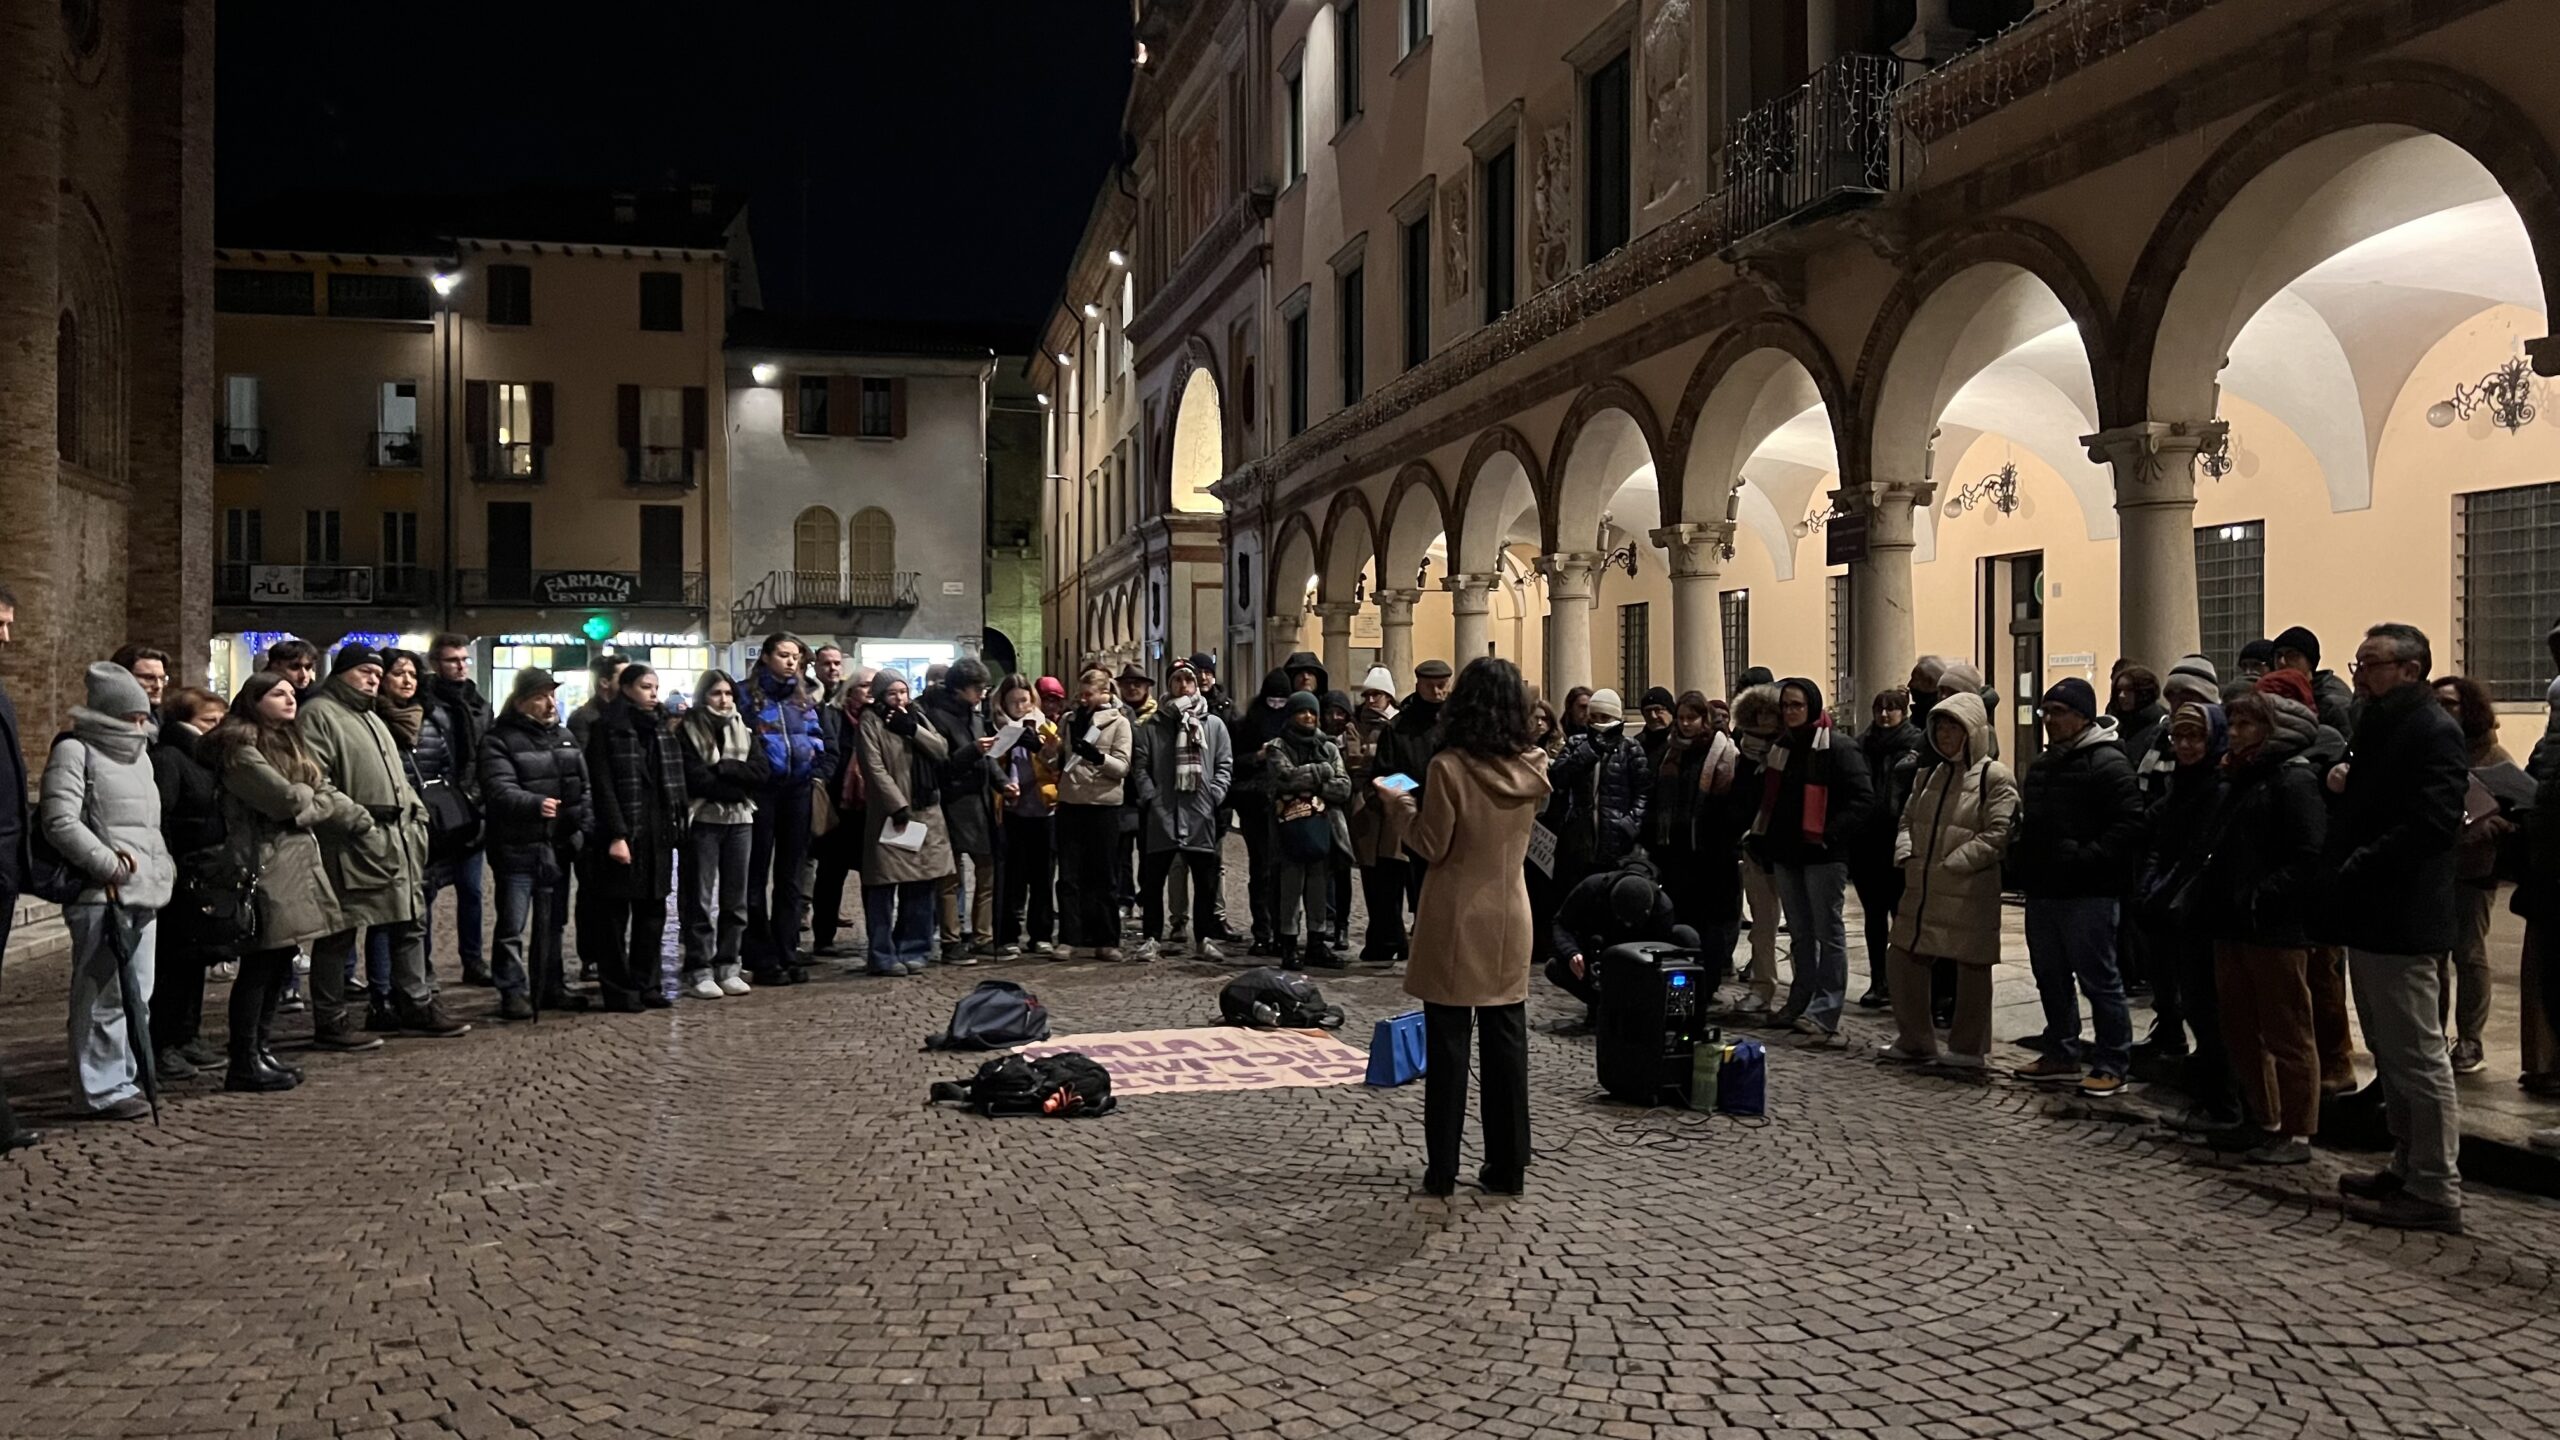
1188, 651, 1218, 676
1414, 658, 1453, 680
2271, 626, 2321, 666
1640, 686, 1676, 713
1357, 665, 1397, 698
2041, 676, 2098, 721
1284, 690, 1321, 717
2238, 638, 2277, 669
2164, 653, 2220, 703
330, 642, 384, 676
83, 661, 151, 718
1035, 675, 1066, 700
2256, 668, 2316, 710
1587, 688, 1626, 723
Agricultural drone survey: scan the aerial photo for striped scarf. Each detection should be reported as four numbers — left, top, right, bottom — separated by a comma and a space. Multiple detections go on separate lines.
1171, 693, 1208, 793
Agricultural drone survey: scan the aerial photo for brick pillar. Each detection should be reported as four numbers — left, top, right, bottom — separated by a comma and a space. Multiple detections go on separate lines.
0, 0, 64, 759
121, 0, 217, 682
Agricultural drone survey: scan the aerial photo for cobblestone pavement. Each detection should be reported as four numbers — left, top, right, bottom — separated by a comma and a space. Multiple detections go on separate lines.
3, 840, 2560, 1439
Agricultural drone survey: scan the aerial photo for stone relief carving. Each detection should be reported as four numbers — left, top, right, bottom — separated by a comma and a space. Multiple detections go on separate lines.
1531, 123, 1573, 289
1640, 0, 1694, 218
1440, 174, 1470, 304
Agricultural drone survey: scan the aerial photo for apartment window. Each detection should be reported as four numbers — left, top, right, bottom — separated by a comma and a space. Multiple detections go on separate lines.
859, 378, 896, 438
1721, 588, 1751, 691
493, 382, 535, 475
1400, 213, 1431, 370
794, 506, 840, 575
2457, 485, 2560, 701
1284, 306, 1311, 437
639, 271, 684, 332
327, 272, 431, 321
1618, 602, 1650, 699
1400, 0, 1429, 56
1481, 143, 1517, 323
1584, 50, 1633, 261
381, 511, 420, 595
794, 375, 830, 435
1283, 65, 1306, 185
1337, 0, 1362, 124
303, 508, 342, 565
639, 505, 686, 602
487, 502, 534, 601
2195, 521, 2266, 680
223, 507, 263, 564
375, 381, 421, 466
485, 264, 533, 326
1829, 574, 1854, 724
851, 506, 898, 577
1338, 263, 1366, 405
213, 268, 314, 316
220, 375, 265, 463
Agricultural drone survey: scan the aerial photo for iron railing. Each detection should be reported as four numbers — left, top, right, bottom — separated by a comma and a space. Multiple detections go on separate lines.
215, 563, 436, 607
216, 425, 268, 464
371, 429, 423, 468
625, 445, 699, 487
475, 441, 544, 482
1718, 52, 1898, 242
458, 568, 708, 608
730, 569, 921, 634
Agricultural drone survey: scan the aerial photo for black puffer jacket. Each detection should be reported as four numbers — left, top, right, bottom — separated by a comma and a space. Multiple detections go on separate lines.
152, 722, 228, 858
2316, 681, 2467, 954
1232, 669, 1297, 797
2199, 699, 2327, 948
2010, 716, 2145, 898
918, 684, 998, 855
1549, 727, 1651, 869
1856, 717, 1924, 860
479, 709, 593, 874
429, 677, 493, 800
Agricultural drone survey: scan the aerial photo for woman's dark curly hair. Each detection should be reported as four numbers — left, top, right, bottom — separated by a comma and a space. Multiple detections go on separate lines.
2434, 674, 2500, 753
1438, 656, 1535, 759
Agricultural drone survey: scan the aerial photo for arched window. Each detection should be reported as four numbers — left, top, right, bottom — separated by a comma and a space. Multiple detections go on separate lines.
56, 311, 79, 462
793, 505, 839, 576
850, 506, 897, 577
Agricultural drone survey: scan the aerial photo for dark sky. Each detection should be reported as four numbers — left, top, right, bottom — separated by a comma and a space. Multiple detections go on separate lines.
216, 2, 1134, 348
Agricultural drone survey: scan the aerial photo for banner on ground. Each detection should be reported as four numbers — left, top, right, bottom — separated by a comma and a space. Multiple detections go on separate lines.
1018, 1027, 1369, 1095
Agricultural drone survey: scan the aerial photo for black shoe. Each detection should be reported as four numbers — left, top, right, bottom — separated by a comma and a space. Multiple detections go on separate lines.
1419, 1173, 1456, 1198
153, 1047, 198, 1082
258, 1044, 303, 1078
1302, 944, 1348, 970
1, 1128, 40, 1154
2338, 1169, 2406, 1202
1277, 937, 1302, 972
178, 1037, 223, 1069
461, 962, 493, 988
1248, 935, 1276, 958
578, 961, 597, 983
364, 1001, 401, 1034
498, 991, 536, 1022
312, 1027, 384, 1053
225, 1061, 298, 1093
2129, 1028, 2189, 1062
1855, 987, 1889, 1010
640, 993, 674, 1009
1475, 1166, 1525, 1196
2012, 1031, 2063, 1055
603, 993, 649, 1014
784, 964, 811, 985
2345, 1191, 2462, 1235
538, 988, 592, 1012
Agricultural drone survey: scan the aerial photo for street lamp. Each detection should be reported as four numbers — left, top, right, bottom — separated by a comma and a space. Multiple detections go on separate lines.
431, 271, 460, 298
751, 362, 779, 386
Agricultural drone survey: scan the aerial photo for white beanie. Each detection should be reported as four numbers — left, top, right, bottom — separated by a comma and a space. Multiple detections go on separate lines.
1358, 665, 1398, 698
1587, 688, 1626, 724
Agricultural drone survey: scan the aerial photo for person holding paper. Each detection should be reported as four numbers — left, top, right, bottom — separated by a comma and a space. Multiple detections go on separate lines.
993, 676, 1062, 957
853, 670, 956, 977
1132, 659, 1232, 961
1054, 667, 1134, 961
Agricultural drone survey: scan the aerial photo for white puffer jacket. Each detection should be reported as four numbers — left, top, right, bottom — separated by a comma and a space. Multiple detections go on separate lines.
38, 709, 177, 910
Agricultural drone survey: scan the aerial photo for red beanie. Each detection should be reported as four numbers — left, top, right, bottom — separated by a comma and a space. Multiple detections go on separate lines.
2256, 669, 2316, 710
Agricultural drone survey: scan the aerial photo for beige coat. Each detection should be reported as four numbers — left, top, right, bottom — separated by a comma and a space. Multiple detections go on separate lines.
1401, 747, 1553, 1007
1889, 692, 2019, 966
856, 706, 957, 885
1052, 703, 1134, 807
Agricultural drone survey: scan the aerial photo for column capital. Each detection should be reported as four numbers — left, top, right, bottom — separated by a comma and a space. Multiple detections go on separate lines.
1650, 523, 1735, 578
1538, 550, 1604, 601
1313, 600, 1362, 624
2082, 419, 2219, 498
1263, 614, 1302, 649
1371, 586, 1423, 610
1439, 571, 1498, 613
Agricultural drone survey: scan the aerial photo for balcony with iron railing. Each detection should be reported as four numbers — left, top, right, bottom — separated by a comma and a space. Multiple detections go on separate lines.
216, 425, 269, 465
458, 568, 708, 608
625, 445, 700, 488
730, 569, 921, 633
1718, 52, 1900, 244
371, 429, 423, 468
215, 563, 437, 608
474, 441, 545, 482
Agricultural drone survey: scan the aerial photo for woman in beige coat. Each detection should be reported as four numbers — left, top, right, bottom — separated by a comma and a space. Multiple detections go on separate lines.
855, 670, 956, 976
1884, 691, 2018, 1070
1396, 657, 1553, 1197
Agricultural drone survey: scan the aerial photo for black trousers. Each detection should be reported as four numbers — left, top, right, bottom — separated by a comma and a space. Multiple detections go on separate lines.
0, 905, 18, 1138
1234, 793, 1276, 940
2137, 900, 2184, 1038
1848, 860, 1904, 992
1055, 803, 1120, 947
811, 818, 864, 950
1422, 1001, 1529, 1187
1327, 853, 1353, 937
152, 940, 211, 1054
999, 814, 1056, 947
589, 895, 668, 1007
1360, 858, 1410, 959
227, 947, 292, 1069
1140, 847, 1219, 941
2162, 918, 2239, 1121
1543, 954, 1599, 1008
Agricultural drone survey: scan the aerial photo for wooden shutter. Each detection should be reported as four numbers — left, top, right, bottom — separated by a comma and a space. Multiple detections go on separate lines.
781, 373, 799, 435
682, 385, 708, 449
530, 382, 556, 445
827, 375, 857, 437
616, 384, 641, 448
464, 380, 490, 444
889, 379, 908, 439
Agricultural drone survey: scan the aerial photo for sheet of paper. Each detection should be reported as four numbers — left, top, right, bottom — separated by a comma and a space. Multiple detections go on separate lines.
1526, 822, 1558, 878
1373, 772, 1419, 795
879, 819, 930, 852
990, 719, 1027, 754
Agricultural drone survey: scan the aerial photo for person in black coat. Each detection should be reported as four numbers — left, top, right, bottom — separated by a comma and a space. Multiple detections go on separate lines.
0, 603, 34, 1153
918, 658, 1000, 961
2198, 689, 2329, 1166
1850, 689, 1923, 1008
1232, 668, 1296, 953
2009, 677, 2145, 1093
480, 667, 594, 1018
1748, 678, 1873, 1040
2135, 701, 2239, 1131
1644, 691, 1753, 977
2320, 624, 2470, 1234
149, 686, 232, 1075
585, 664, 688, 1012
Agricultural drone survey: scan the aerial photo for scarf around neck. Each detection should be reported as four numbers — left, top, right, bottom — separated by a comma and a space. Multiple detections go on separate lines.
1751, 717, 1833, 844
1170, 692, 1209, 792
377, 692, 425, 749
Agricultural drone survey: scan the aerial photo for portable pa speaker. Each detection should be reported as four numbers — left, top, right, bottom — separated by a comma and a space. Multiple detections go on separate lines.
1593, 941, 1712, 1105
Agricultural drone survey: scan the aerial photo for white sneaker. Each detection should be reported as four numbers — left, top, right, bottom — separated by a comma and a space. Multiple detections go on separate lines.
1129, 939, 1160, 962
718, 973, 752, 996
996, 944, 1023, 960
689, 977, 723, 999
1051, 945, 1081, 961
1193, 941, 1225, 962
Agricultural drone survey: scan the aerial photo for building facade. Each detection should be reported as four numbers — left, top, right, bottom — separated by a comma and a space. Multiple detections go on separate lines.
985, 358, 1047, 679
0, 0, 215, 749
1042, 0, 2560, 754
725, 317, 995, 681
210, 191, 743, 710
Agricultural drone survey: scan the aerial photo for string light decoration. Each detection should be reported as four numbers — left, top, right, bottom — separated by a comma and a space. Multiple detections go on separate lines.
1941, 461, 2021, 519
2428, 357, 2539, 435
1896, 0, 2217, 152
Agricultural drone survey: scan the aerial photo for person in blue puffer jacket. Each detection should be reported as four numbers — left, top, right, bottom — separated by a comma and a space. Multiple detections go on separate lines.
743, 633, 836, 982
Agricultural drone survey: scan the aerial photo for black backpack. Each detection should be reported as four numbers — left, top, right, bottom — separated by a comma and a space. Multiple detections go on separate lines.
1217, 966, 1345, 1029
922, 979, 1052, 1051
929, 1052, 1116, 1117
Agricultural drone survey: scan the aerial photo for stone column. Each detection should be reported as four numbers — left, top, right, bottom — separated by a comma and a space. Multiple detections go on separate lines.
0, 0, 63, 754
1652, 523, 1732, 698
1373, 587, 1420, 691
1849, 482, 1929, 717
1316, 600, 1359, 688
1895, 0, 1974, 66
1539, 552, 1602, 701
1442, 572, 1496, 671
2086, 421, 2214, 676
1264, 613, 1303, 674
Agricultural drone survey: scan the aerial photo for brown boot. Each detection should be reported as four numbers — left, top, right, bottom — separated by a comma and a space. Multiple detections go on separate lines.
395, 998, 472, 1038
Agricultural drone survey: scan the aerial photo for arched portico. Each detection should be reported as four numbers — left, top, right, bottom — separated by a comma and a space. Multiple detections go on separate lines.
1452, 425, 1546, 674
1540, 382, 1668, 699
1378, 461, 1454, 685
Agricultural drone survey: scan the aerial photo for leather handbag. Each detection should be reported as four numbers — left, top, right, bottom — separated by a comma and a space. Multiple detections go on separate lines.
1364, 1011, 1427, 1086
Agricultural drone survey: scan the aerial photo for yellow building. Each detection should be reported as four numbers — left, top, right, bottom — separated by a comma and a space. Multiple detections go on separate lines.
212, 189, 743, 707
1044, 0, 2560, 752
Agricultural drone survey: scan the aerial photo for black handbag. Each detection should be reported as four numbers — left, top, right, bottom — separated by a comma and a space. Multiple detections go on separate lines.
173, 846, 262, 953
418, 777, 483, 862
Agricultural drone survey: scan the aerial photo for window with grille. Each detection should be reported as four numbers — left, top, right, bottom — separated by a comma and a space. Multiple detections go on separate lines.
1829, 574, 1854, 723
1721, 588, 1750, 692
2457, 484, 2560, 701
1618, 602, 1650, 698
2194, 521, 2265, 680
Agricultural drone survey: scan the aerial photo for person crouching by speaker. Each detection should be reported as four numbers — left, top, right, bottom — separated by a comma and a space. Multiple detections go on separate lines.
1383, 657, 1553, 1197
1881, 692, 2017, 1071
1543, 854, 1702, 1030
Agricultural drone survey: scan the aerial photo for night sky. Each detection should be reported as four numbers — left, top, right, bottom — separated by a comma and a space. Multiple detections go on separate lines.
216, 2, 1135, 348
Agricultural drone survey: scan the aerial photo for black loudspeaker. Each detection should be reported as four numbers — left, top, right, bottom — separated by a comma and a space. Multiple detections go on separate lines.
1594, 941, 1710, 1105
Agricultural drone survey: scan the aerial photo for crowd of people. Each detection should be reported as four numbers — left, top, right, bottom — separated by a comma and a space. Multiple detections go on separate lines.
0, 578, 2553, 1230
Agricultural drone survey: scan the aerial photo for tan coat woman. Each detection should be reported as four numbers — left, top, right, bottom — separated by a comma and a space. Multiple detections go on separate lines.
1885, 692, 2018, 1067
